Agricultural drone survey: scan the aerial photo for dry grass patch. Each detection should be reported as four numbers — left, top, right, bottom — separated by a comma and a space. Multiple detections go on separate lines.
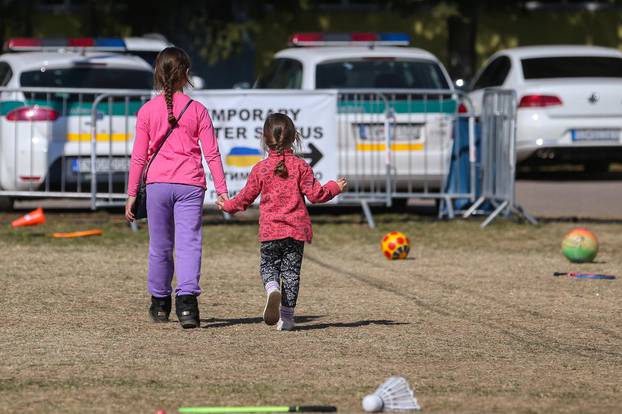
0, 211, 621, 413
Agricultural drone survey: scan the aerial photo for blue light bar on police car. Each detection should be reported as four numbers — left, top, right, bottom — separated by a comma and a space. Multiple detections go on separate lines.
4, 37, 127, 52
289, 32, 410, 47
379, 33, 411, 43
95, 38, 126, 48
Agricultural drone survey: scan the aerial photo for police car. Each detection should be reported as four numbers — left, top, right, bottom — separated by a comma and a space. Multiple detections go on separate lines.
0, 37, 166, 208
468, 45, 622, 171
4, 35, 171, 67
255, 33, 457, 193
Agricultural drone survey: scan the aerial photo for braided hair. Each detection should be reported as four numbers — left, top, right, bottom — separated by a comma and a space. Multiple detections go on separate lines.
153, 47, 192, 127
263, 113, 301, 178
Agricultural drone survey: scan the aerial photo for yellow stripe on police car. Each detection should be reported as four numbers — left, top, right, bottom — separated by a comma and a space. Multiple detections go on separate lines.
356, 143, 424, 151
67, 133, 133, 142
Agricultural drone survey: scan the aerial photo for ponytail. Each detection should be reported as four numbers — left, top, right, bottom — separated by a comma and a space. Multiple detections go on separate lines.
263, 113, 300, 178
163, 66, 176, 127
153, 47, 192, 128
274, 159, 288, 178
272, 126, 289, 178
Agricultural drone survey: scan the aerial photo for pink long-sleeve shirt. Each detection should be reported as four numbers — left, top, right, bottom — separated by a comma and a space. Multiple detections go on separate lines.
127, 92, 227, 197
222, 149, 341, 243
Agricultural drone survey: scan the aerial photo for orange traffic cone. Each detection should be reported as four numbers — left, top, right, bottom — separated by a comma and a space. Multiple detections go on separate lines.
11, 207, 46, 228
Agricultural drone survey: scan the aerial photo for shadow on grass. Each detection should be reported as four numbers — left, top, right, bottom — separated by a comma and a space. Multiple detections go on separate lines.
201, 315, 324, 328
201, 316, 407, 330
295, 319, 408, 331
537, 216, 622, 225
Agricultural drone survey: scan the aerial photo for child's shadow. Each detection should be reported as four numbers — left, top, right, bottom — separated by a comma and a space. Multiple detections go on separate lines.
295, 319, 409, 331
201, 316, 407, 330
201, 315, 323, 328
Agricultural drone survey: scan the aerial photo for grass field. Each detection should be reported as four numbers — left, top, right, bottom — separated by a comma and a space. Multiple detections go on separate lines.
1, 210, 621, 413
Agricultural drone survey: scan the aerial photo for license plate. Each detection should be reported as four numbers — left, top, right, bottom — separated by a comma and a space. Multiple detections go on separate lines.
71, 157, 130, 173
571, 129, 620, 142
357, 124, 422, 141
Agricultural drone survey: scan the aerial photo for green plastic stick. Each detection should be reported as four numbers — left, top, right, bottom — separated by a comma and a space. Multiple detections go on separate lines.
178, 405, 336, 413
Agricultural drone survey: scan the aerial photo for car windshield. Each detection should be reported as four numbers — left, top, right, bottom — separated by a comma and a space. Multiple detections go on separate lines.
316, 58, 449, 89
255, 58, 303, 89
20, 67, 153, 89
521, 56, 622, 79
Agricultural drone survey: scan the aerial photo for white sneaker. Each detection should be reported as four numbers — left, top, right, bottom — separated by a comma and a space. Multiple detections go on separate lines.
276, 317, 296, 331
263, 289, 281, 326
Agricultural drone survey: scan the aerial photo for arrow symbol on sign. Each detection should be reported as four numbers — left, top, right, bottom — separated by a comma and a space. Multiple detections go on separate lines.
300, 143, 323, 168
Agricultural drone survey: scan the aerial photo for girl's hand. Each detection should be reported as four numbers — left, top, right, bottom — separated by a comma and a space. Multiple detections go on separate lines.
336, 177, 348, 192
216, 193, 229, 211
125, 196, 136, 222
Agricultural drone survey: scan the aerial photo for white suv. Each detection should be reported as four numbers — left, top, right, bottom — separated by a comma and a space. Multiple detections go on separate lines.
468, 45, 622, 171
255, 33, 457, 192
0, 51, 153, 202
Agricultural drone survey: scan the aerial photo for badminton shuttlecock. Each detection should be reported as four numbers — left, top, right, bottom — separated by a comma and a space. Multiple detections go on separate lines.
362, 376, 421, 412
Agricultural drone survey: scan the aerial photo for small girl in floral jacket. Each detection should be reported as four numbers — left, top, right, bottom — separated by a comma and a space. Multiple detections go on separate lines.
217, 113, 346, 331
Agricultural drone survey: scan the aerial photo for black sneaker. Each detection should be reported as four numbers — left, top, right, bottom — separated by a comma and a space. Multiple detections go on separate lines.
149, 295, 171, 322
176, 295, 200, 329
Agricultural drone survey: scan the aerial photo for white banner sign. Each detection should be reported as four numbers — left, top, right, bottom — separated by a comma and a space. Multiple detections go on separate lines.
191, 90, 338, 203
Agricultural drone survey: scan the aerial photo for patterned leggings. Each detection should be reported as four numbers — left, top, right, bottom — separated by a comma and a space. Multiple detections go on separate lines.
260, 238, 305, 308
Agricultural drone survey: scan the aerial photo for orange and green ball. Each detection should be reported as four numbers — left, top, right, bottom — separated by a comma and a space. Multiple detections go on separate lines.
561, 228, 599, 263
381, 231, 411, 260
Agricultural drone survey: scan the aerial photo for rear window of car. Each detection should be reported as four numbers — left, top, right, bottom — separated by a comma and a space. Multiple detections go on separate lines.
20, 67, 153, 89
255, 58, 303, 89
315, 58, 449, 89
521, 56, 622, 79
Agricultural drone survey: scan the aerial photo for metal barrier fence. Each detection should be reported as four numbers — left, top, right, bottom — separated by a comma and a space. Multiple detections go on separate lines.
0, 87, 151, 210
1, 87, 532, 228
88, 91, 152, 209
336, 89, 477, 225
463, 89, 536, 227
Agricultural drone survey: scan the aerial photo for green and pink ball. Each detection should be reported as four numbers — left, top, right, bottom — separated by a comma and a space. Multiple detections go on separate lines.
561, 228, 599, 263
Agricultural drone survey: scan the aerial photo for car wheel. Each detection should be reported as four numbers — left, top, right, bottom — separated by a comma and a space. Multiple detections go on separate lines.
0, 196, 14, 211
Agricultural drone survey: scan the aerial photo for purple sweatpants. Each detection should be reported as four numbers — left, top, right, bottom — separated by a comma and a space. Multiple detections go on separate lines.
146, 183, 205, 297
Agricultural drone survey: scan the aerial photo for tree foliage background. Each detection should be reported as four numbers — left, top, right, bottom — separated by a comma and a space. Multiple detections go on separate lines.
1, 0, 622, 86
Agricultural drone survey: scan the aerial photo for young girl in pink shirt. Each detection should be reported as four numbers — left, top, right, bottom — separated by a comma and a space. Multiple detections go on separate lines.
217, 113, 347, 331
125, 47, 228, 329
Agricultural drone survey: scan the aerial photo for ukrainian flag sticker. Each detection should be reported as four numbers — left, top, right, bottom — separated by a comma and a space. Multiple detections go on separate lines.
226, 146, 263, 167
